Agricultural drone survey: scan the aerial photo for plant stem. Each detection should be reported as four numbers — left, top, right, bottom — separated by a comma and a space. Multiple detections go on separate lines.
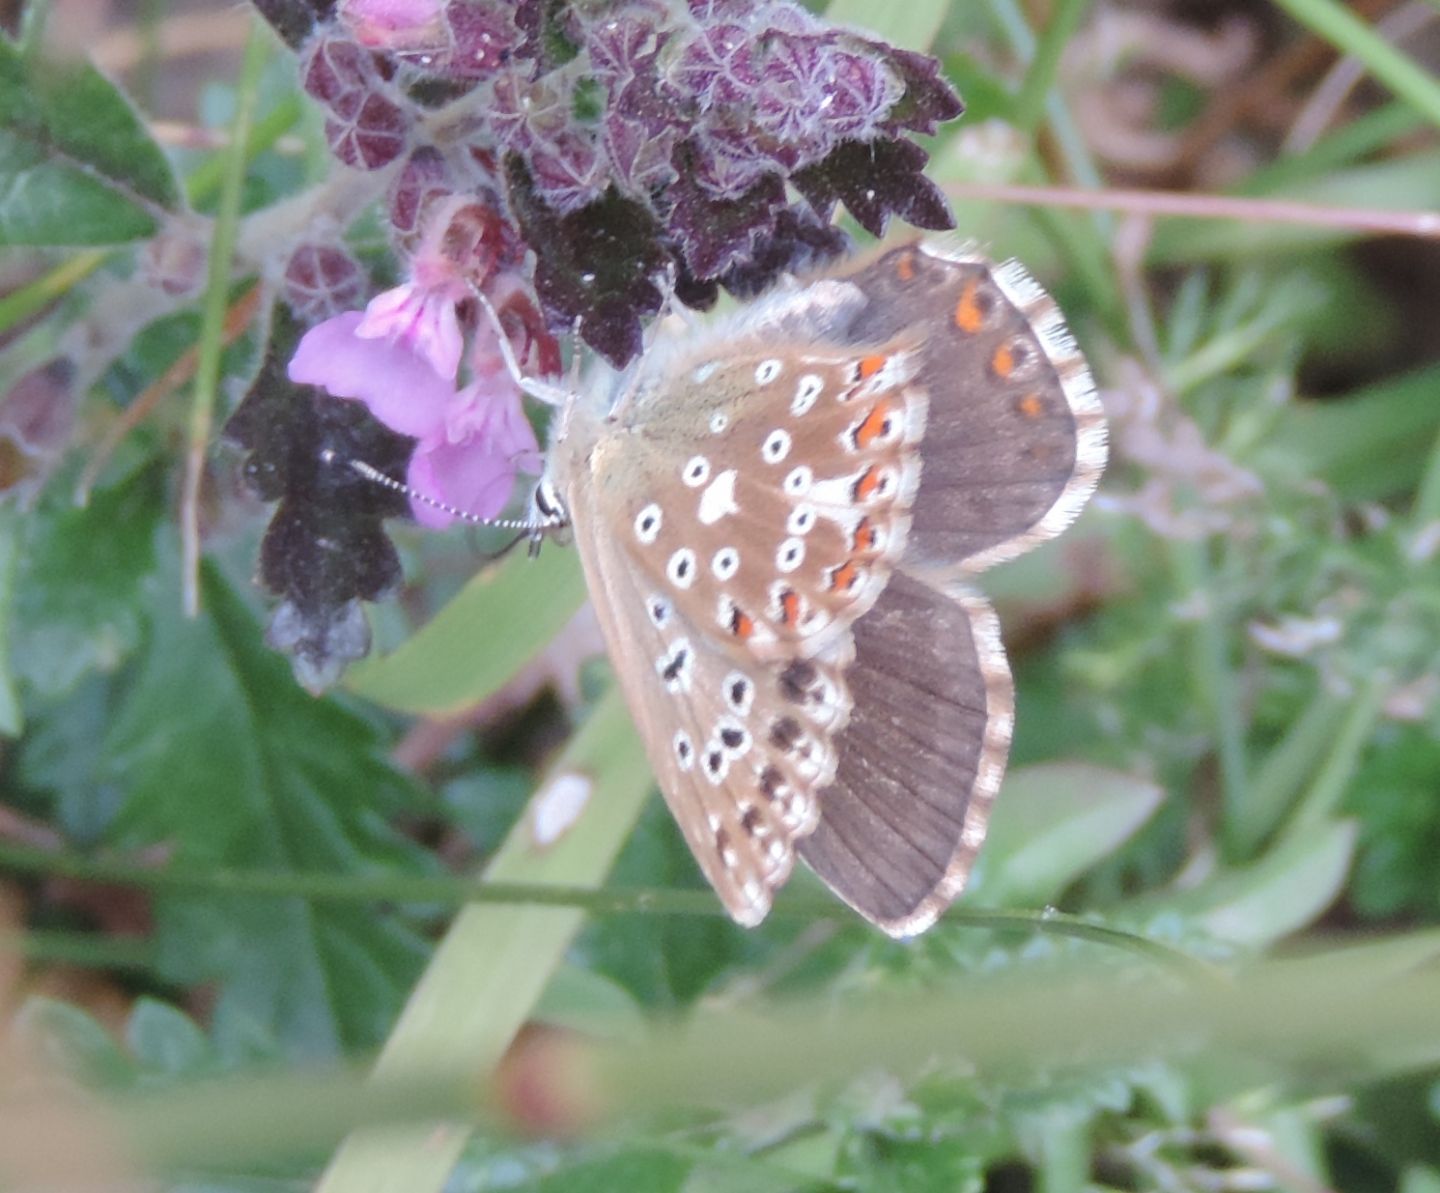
180, 17, 268, 617
0, 840, 1212, 977
1272, 0, 1440, 129
0, 252, 107, 337
1233, 687, 1351, 858
1013, 0, 1091, 133
1283, 673, 1389, 839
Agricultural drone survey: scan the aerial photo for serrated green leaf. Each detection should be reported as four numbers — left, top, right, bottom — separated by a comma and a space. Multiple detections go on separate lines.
345, 545, 587, 716
0, 33, 180, 245
101, 561, 432, 1057
11, 465, 164, 699
967, 765, 1163, 907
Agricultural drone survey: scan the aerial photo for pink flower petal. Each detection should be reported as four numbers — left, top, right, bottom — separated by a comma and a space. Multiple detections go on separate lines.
405, 381, 541, 528
406, 438, 517, 528
288, 312, 452, 439
356, 282, 464, 381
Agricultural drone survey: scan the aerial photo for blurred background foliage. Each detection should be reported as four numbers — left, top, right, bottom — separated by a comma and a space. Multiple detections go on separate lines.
2, 0, 1440, 1191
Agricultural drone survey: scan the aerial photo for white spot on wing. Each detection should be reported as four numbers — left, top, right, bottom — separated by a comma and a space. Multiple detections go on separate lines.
532, 773, 592, 846
698, 469, 739, 524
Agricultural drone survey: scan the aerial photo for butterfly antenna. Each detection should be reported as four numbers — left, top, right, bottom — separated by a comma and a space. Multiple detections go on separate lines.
327, 452, 562, 536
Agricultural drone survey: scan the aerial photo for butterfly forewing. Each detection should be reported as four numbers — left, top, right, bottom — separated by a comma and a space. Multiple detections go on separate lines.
830, 241, 1106, 575
601, 342, 928, 662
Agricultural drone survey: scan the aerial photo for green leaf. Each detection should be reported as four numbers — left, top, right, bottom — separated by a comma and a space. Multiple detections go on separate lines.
15, 997, 136, 1089
11, 465, 165, 700
533, 963, 647, 1042
1274, 365, 1440, 502
524, 1149, 692, 1193
967, 765, 1163, 907
345, 545, 587, 716
0, 32, 181, 245
1130, 822, 1357, 948
126, 999, 214, 1078
100, 561, 432, 1058
316, 687, 652, 1193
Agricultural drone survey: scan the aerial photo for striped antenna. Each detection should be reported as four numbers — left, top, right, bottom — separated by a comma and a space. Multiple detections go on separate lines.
323, 451, 564, 535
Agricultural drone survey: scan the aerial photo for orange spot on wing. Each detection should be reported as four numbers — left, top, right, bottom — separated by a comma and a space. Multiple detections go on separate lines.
779, 589, 801, 625
853, 401, 894, 449
857, 354, 887, 379
852, 517, 878, 553
829, 560, 859, 592
853, 466, 881, 501
895, 251, 916, 282
954, 279, 985, 333
1017, 392, 1045, 419
730, 607, 754, 639
991, 344, 1016, 378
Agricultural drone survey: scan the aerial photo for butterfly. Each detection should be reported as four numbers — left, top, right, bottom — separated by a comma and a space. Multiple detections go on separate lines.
531, 239, 1105, 937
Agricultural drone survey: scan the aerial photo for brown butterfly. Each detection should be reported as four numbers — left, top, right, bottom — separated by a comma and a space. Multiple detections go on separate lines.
534, 240, 1106, 936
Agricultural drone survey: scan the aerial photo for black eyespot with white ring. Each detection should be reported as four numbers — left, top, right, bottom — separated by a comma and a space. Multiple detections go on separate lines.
656, 639, 693, 693
783, 466, 812, 496
673, 730, 694, 771
777, 537, 805, 573
682, 456, 710, 487
634, 503, 662, 544
762, 429, 792, 464
755, 359, 783, 385
709, 411, 728, 434
647, 596, 671, 628
717, 718, 750, 756
787, 505, 816, 535
724, 672, 754, 715
712, 547, 740, 581
667, 547, 697, 588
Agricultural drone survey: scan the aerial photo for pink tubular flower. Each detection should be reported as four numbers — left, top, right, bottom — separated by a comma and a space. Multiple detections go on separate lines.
288, 312, 540, 529
355, 276, 466, 382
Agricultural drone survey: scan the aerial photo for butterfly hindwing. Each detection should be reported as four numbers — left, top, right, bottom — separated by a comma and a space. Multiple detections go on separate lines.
567, 500, 853, 924
797, 569, 1013, 936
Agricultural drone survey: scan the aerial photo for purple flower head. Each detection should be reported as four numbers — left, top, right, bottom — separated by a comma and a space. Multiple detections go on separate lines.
284, 242, 370, 323
302, 35, 410, 170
